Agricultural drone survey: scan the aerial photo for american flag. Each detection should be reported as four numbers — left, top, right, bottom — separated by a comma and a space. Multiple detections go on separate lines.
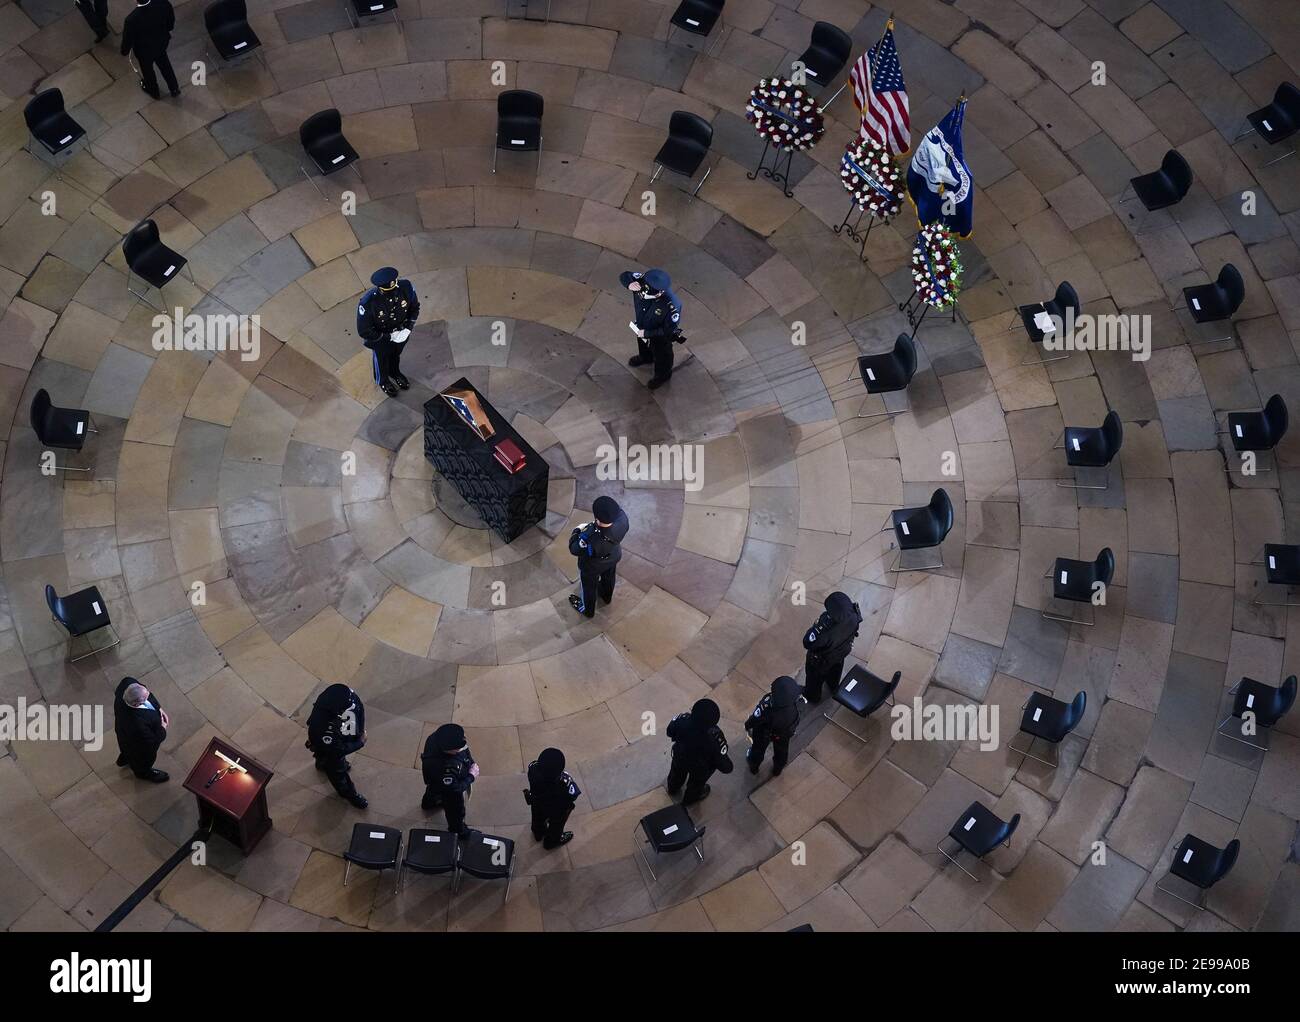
849, 24, 910, 156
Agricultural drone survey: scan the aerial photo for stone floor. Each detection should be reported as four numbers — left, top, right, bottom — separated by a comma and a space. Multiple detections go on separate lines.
0, 0, 1298, 932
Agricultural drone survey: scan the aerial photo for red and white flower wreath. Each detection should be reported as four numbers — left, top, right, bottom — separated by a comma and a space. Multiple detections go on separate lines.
840, 136, 904, 220
745, 78, 825, 152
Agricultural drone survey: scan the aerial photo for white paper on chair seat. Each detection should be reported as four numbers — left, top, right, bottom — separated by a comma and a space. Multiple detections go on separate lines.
76, 421, 84, 435
1183, 848, 1194, 864
662, 824, 679, 836
233, 41, 247, 49
1246, 693, 1255, 708
865, 367, 876, 381
1263, 119, 1272, 132
1032, 707, 1042, 722
1072, 437, 1081, 451
331, 154, 346, 164
1269, 555, 1277, 569
511, 139, 527, 145
1033, 311, 1055, 333
91, 601, 102, 615
685, 17, 699, 24
59, 134, 73, 145
844, 678, 858, 692
963, 817, 976, 831
806, 68, 818, 77
482, 837, 500, 847
163, 265, 175, 277
369, 831, 385, 839
370, 3, 383, 8
1060, 570, 1068, 585
1191, 297, 1201, 310
1235, 424, 1243, 437
899, 521, 910, 535
424, 834, 440, 842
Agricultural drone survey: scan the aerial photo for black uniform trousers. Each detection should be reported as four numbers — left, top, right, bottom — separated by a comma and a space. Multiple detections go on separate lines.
371, 335, 404, 386
666, 752, 713, 804
76, 0, 109, 37
117, 740, 161, 779
638, 333, 675, 381
803, 655, 846, 703
136, 50, 179, 98
422, 786, 469, 834
530, 801, 574, 847
747, 730, 791, 773
576, 563, 616, 617
315, 753, 360, 800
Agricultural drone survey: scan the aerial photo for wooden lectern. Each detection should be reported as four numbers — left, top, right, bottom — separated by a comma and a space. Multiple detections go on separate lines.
183, 737, 273, 854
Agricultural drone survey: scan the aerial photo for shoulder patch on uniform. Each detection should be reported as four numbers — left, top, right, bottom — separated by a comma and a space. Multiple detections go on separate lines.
806, 629, 817, 641
320, 734, 332, 744
442, 775, 453, 785
719, 743, 728, 755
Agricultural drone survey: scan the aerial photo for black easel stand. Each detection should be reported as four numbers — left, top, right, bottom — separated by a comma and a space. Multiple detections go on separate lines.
900, 289, 963, 331
833, 197, 876, 262
748, 141, 796, 198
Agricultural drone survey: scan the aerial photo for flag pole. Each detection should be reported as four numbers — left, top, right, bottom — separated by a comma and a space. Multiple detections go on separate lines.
824, 11, 893, 110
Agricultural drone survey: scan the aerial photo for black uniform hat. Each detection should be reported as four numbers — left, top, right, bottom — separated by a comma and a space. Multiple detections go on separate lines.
370, 266, 399, 288
433, 722, 466, 751
593, 495, 620, 525
689, 698, 721, 728
536, 747, 565, 780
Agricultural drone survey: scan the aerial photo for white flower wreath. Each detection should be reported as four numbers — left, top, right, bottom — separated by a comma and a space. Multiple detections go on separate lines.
911, 224, 964, 309
840, 135, 904, 220
746, 77, 826, 153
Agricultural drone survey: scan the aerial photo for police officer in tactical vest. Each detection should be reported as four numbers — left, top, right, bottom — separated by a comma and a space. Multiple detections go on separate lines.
802, 591, 863, 703
524, 747, 580, 849
666, 698, 733, 805
568, 495, 629, 618
745, 675, 804, 777
421, 723, 478, 835
306, 684, 368, 809
619, 268, 681, 389
357, 266, 420, 397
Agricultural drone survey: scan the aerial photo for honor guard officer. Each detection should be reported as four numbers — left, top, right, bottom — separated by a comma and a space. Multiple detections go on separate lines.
802, 592, 863, 703
305, 684, 369, 809
357, 266, 420, 398
113, 677, 169, 783
120, 0, 179, 100
666, 698, 734, 805
619, 268, 682, 390
745, 676, 803, 777
421, 723, 478, 835
525, 747, 580, 849
568, 495, 629, 618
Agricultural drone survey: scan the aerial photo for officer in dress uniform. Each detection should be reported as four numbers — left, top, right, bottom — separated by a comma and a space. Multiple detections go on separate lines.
421, 723, 478, 835
619, 268, 681, 390
665, 698, 733, 805
305, 684, 368, 809
357, 266, 420, 398
745, 675, 804, 777
113, 677, 169, 782
120, 0, 179, 100
802, 591, 863, 703
568, 495, 629, 618
525, 747, 580, 849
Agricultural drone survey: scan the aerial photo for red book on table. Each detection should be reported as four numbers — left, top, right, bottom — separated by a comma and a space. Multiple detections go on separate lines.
494, 438, 526, 473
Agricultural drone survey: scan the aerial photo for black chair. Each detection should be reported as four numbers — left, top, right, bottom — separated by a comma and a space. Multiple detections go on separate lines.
455, 831, 515, 900
1253, 543, 1300, 606
345, 0, 399, 31
1155, 835, 1239, 909
793, 21, 852, 91
343, 823, 402, 893
24, 89, 85, 162
1236, 82, 1300, 167
30, 389, 94, 472
1121, 149, 1192, 232
841, 332, 917, 419
668, 0, 725, 55
1043, 547, 1114, 627
1216, 675, 1296, 751
47, 583, 119, 662
651, 111, 714, 199
1009, 691, 1086, 768
635, 803, 705, 884
880, 488, 954, 572
398, 828, 458, 892
1015, 280, 1080, 366
823, 665, 900, 741
939, 802, 1019, 882
1058, 409, 1122, 490
1222, 393, 1286, 475
203, 0, 263, 68
299, 109, 361, 199
122, 219, 190, 310
493, 90, 543, 175
1178, 264, 1245, 346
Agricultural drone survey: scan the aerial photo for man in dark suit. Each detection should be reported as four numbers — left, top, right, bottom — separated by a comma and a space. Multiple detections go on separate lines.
113, 677, 169, 782
120, 0, 179, 100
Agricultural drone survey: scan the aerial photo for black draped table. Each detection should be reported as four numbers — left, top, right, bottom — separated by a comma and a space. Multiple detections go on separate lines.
422, 378, 549, 543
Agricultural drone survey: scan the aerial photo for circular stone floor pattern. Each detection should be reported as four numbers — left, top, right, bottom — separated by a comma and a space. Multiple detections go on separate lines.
0, 1, 1298, 935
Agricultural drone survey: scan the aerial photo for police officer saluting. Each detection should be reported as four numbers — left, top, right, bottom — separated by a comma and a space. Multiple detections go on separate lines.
745, 676, 803, 777
525, 747, 580, 849
802, 592, 863, 703
619, 268, 682, 390
666, 698, 733, 805
421, 723, 478, 836
305, 684, 368, 809
120, 0, 179, 100
357, 266, 420, 398
568, 495, 629, 618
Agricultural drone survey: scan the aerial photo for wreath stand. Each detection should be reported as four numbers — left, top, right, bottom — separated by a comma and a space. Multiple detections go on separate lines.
899, 289, 965, 332
748, 139, 797, 198
834, 199, 879, 262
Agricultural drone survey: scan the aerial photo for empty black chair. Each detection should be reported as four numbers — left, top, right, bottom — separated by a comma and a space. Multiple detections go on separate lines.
1043, 547, 1114, 627
122, 219, 189, 310
1058, 409, 1122, 490
455, 831, 515, 899
1179, 264, 1245, 345
343, 823, 402, 892
345, 0, 399, 30
1237, 82, 1300, 167
668, 0, 725, 54
1122, 149, 1192, 232
1155, 835, 1239, 909
651, 111, 714, 198
1217, 675, 1296, 751
1223, 393, 1286, 475
204, 0, 262, 66
299, 109, 361, 199
1010, 691, 1086, 767
398, 828, 458, 891
24, 89, 85, 160
1015, 280, 1080, 365
823, 665, 900, 741
30, 389, 94, 472
939, 802, 1019, 882
47, 583, 119, 662
1253, 543, 1300, 606
881, 488, 954, 572
849, 332, 917, 419
794, 21, 852, 90
635, 803, 705, 883
493, 90, 543, 175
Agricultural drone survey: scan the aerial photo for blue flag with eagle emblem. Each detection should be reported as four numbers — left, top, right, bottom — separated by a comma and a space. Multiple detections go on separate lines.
906, 97, 973, 238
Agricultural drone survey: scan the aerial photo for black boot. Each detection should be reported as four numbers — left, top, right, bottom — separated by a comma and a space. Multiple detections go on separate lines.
347, 793, 369, 809
628, 354, 651, 367
648, 375, 670, 390
747, 754, 759, 775
391, 372, 410, 390
380, 379, 398, 397
682, 784, 711, 805
543, 832, 574, 850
